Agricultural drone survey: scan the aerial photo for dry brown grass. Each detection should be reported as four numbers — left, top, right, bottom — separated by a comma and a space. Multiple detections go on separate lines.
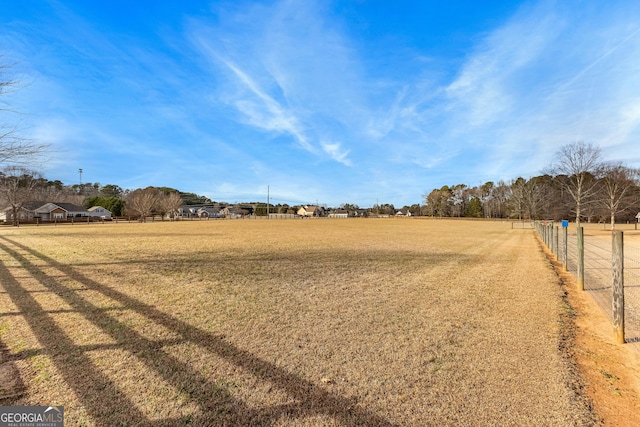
0, 219, 596, 426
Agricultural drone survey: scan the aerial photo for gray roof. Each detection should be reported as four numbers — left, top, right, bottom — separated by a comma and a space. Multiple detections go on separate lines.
21, 201, 48, 210
52, 202, 88, 212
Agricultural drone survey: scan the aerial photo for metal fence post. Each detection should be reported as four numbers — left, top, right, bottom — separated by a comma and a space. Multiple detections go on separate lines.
612, 231, 625, 344
545, 224, 550, 246
563, 226, 568, 271
577, 227, 584, 291
554, 225, 559, 259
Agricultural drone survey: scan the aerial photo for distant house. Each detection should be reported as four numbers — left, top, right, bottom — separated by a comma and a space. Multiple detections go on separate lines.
327, 209, 348, 218
0, 201, 89, 223
35, 202, 89, 220
636, 212, 640, 222
395, 209, 412, 217
219, 206, 252, 218
176, 206, 198, 219
297, 205, 325, 217
88, 206, 112, 218
0, 201, 47, 222
197, 207, 221, 218
351, 209, 369, 217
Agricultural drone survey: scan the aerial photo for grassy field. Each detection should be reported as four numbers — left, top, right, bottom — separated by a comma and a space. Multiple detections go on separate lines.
0, 219, 596, 426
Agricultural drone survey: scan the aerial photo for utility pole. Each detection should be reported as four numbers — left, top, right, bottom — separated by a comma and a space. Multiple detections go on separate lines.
78, 168, 83, 196
267, 185, 270, 218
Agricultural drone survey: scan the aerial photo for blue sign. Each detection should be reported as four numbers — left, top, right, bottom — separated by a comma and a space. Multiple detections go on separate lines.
561, 220, 569, 227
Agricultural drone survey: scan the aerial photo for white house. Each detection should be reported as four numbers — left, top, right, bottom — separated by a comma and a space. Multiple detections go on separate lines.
88, 206, 112, 218
297, 205, 325, 217
395, 209, 412, 217
327, 209, 348, 218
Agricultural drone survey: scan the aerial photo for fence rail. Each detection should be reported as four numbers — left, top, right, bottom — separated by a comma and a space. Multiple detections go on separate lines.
535, 221, 640, 344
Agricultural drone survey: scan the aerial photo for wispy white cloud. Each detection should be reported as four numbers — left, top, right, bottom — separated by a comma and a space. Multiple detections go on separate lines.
3, 0, 640, 206
431, 1, 640, 181
445, 5, 564, 128
187, 0, 367, 165
217, 57, 313, 152
321, 141, 351, 166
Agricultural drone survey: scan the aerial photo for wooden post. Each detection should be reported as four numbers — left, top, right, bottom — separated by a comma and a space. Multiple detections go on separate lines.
553, 226, 559, 258
577, 227, 584, 291
563, 226, 568, 271
612, 231, 625, 344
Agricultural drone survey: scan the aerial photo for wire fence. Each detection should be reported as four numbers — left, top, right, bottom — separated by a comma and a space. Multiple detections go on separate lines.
536, 221, 640, 344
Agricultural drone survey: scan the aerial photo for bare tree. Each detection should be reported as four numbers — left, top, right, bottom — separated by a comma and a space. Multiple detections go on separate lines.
546, 142, 604, 227
598, 163, 639, 229
424, 186, 452, 217
125, 187, 160, 221
509, 178, 526, 220
1, 57, 48, 166
490, 180, 510, 219
450, 184, 467, 217
0, 167, 42, 226
478, 181, 494, 218
523, 177, 543, 220
156, 191, 183, 220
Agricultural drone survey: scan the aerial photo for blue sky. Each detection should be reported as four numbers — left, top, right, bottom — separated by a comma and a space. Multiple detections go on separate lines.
2, 0, 640, 207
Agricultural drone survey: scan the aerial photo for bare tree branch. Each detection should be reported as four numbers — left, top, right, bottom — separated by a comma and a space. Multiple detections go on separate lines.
0, 166, 43, 226
1, 55, 48, 166
598, 163, 639, 229
125, 187, 161, 221
545, 141, 604, 227
156, 191, 184, 220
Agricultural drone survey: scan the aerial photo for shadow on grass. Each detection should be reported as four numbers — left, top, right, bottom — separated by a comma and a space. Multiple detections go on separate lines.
0, 236, 399, 426
0, 338, 25, 402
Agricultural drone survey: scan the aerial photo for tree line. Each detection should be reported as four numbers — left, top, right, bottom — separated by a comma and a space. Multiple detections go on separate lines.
423, 142, 639, 228
1, 144, 637, 226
